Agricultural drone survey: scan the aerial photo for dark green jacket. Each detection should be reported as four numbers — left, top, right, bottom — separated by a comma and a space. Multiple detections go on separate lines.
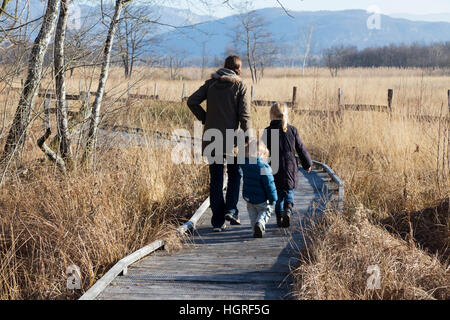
187, 68, 251, 157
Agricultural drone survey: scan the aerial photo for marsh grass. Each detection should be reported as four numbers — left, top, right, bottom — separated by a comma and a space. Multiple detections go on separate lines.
0, 142, 208, 299
0, 67, 448, 300
293, 207, 449, 300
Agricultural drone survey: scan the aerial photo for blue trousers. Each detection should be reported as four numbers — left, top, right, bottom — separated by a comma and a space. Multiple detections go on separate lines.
275, 189, 295, 213
209, 160, 242, 228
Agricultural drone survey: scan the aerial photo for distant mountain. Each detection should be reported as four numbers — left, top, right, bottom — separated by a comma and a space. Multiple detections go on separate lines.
2, 1, 215, 35
159, 8, 450, 59
4, 2, 450, 63
151, 6, 215, 29
389, 13, 450, 23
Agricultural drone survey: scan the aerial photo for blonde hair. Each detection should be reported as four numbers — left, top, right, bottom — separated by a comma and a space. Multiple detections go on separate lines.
245, 139, 269, 160
270, 102, 289, 133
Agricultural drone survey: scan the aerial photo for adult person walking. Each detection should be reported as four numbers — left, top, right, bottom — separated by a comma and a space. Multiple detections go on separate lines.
187, 55, 252, 232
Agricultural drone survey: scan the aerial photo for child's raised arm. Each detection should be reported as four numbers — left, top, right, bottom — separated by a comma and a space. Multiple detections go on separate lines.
294, 127, 313, 171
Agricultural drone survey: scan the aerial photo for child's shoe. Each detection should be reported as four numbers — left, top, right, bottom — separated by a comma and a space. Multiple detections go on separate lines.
254, 222, 265, 238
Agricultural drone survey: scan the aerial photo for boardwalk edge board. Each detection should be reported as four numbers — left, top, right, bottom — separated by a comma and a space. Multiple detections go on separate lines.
79, 196, 211, 300
311, 160, 345, 212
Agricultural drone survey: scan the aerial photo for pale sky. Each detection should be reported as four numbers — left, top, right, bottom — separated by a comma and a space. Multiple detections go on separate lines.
175, 0, 450, 18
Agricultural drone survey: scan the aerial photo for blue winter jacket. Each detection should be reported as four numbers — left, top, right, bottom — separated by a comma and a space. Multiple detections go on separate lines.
240, 157, 278, 205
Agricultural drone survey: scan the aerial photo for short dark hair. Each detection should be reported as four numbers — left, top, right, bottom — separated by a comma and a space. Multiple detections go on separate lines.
224, 55, 242, 76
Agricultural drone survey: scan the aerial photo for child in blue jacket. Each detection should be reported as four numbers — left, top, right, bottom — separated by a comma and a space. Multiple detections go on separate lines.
240, 139, 278, 238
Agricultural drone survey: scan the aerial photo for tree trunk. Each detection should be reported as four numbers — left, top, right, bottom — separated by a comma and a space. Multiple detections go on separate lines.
82, 0, 127, 164
122, 55, 129, 78
0, 0, 12, 18
54, 0, 72, 165
245, 30, 255, 83
1, 0, 60, 163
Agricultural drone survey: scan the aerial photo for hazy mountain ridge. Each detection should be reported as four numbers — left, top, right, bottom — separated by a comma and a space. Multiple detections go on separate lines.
160, 8, 450, 58
3, 1, 214, 33
389, 12, 450, 23
4, 2, 450, 60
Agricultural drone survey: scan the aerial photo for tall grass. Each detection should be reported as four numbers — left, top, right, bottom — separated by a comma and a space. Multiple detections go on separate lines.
0, 66, 448, 299
0, 143, 208, 299
293, 207, 449, 300
251, 104, 449, 299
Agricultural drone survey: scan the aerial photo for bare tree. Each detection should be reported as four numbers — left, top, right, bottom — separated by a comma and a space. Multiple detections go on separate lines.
324, 45, 347, 77
1, 0, 61, 163
53, 0, 72, 165
0, 0, 12, 19
83, 0, 132, 164
256, 36, 277, 79
116, 3, 159, 78
300, 24, 314, 76
166, 52, 186, 80
201, 40, 208, 79
233, 3, 274, 83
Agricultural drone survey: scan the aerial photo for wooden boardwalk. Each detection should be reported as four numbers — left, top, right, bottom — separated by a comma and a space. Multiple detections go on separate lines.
96, 166, 339, 300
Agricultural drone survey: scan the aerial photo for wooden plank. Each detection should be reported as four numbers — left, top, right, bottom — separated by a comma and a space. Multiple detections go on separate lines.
98, 291, 287, 300
177, 196, 211, 234
103, 282, 289, 295
133, 255, 297, 267
110, 273, 288, 283
343, 104, 389, 112
81, 194, 212, 300
79, 240, 165, 300
131, 263, 295, 272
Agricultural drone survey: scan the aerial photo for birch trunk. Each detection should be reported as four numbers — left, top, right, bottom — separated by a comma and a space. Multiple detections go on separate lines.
1, 0, 60, 162
301, 25, 314, 77
82, 0, 127, 164
0, 0, 11, 18
54, 0, 72, 165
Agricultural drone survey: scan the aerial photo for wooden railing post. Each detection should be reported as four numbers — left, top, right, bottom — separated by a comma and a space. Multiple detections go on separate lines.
44, 98, 51, 131
154, 83, 158, 100
80, 91, 90, 115
447, 89, 450, 116
292, 86, 298, 108
388, 89, 394, 112
181, 83, 187, 102
338, 88, 343, 107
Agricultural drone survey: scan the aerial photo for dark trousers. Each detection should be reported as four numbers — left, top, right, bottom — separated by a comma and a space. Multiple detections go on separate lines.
209, 160, 242, 228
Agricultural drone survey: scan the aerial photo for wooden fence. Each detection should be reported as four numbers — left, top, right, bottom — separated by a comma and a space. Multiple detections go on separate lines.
8, 83, 450, 122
